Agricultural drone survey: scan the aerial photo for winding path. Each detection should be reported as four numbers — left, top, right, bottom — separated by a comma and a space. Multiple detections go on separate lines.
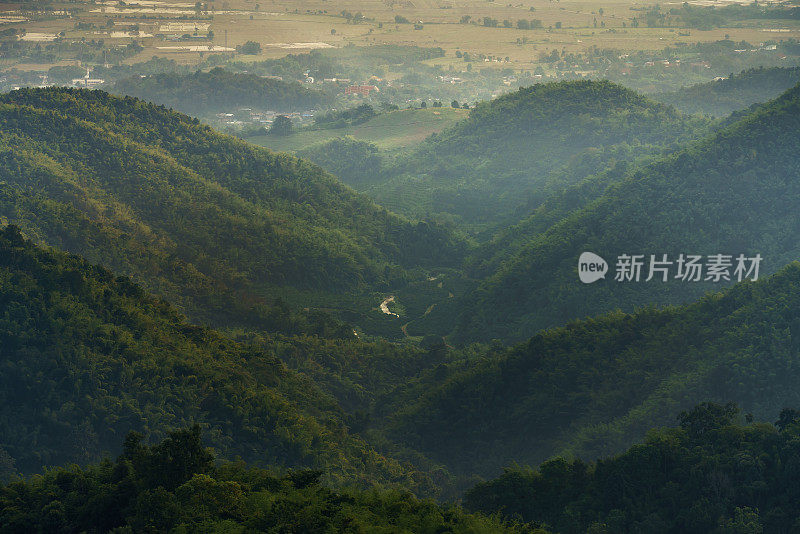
379, 296, 399, 318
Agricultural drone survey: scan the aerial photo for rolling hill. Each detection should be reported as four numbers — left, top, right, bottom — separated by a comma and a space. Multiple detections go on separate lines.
450, 81, 800, 344
0, 87, 463, 336
378, 262, 800, 481
113, 67, 332, 117
653, 66, 800, 117
354, 80, 712, 231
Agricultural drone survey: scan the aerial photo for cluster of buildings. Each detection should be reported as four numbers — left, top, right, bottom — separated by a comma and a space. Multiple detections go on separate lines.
214, 108, 315, 128
343, 84, 379, 96
71, 69, 105, 88
300, 72, 381, 97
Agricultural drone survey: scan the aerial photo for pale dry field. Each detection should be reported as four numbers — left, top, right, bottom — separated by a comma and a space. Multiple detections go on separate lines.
1, 0, 798, 70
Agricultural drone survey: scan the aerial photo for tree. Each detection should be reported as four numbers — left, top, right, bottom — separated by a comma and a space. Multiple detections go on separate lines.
270, 115, 293, 136
451, 100, 460, 108
776, 408, 800, 431
236, 40, 261, 54
678, 402, 739, 437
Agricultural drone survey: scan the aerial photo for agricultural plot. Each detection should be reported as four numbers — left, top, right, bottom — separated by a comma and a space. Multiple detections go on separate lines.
250, 106, 466, 153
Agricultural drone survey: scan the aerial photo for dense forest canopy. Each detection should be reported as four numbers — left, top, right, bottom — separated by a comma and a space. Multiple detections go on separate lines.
0, 87, 464, 338
4, 50, 800, 532
375, 262, 800, 481
448, 81, 800, 344
465, 403, 800, 533
0, 225, 441, 491
0, 426, 533, 533
653, 66, 800, 117
113, 67, 333, 117
342, 80, 711, 231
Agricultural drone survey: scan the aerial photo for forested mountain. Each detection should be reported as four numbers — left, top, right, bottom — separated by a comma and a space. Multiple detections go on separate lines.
377, 263, 800, 482
114, 67, 332, 116
351, 80, 711, 230
464, 403, 800, 533
654, 66, 800, 117
0, 225, 442, 491
0, 427, 533, 533
450, 82, 800, 344
0, 88, 463, 336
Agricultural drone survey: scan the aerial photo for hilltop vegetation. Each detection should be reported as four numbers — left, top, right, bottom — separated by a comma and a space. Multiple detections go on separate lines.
465, 403, 800, 533
360, 80, 711, 230
0, 426, 532, 533
450, 81, 800, 344
0, 87, 464, 337
113, 67, 333, 117
654, 66, 800, 117
377, 263, 800, 480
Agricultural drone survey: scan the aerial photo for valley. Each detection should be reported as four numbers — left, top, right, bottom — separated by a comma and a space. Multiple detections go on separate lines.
2, 2, 800, 531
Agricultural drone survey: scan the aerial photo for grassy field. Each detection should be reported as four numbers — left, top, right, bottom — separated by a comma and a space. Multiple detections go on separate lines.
249, 106, 467, 153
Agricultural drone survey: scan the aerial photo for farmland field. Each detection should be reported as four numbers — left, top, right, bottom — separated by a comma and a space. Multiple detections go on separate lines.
1, 0, 798, 71
250, 106, 467, 153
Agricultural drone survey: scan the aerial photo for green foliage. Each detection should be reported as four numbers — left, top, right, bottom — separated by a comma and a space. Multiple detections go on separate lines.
366, 80, 710, 231
298, 136, 383, 188
0, 428, 529, 533
378, 263, 800, 481
46, 65, 86, 84
113, 67, 330, 116
453, 82, 800, 344
0, 225, 435, 490
313, 103, 377, 129
464, 403, 800, 533
654, 66, 800, 117
0, 87, 464, 337
236, 40, 262, 55
269, 114, 293, 136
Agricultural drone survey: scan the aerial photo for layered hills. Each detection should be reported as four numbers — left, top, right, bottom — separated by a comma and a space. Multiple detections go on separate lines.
0, 88, 463, 336
450, 82, 800, 344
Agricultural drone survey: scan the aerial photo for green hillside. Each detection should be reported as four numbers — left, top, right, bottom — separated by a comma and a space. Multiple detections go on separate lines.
0, 87, 463, 337
113, 67, 332, 117
358, 80, 711, 230
653, 66, 800, 117
378, 263, 800, 480
451, 82, 800, 344
0, 225, 439, 491
465, 403, 800, 533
